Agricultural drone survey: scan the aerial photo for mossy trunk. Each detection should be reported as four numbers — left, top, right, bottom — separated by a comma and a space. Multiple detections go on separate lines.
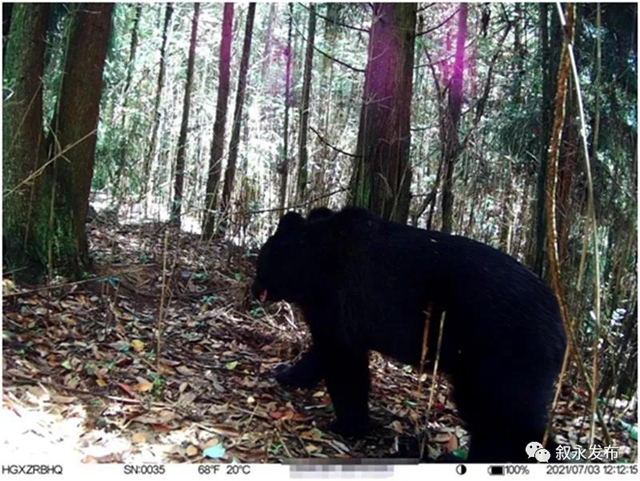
3, 4, 49, 280
45, 3, 112, 277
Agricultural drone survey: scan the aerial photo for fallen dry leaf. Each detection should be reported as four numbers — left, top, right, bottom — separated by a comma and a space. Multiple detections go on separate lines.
131, 432, 147, 444
186, 445, 199, 457
134, 379, 153, 392
2, 219, 630, 465
390, 420, 404, 434
50, 395, 76, 404
203, 438, 221, 449
117, 382, 137, 397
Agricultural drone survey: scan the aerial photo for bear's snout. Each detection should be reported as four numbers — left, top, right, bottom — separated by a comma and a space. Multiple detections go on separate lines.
251, 280, 268, 302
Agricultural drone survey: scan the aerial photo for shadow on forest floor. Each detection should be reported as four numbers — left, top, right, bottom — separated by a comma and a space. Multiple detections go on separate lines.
2, 212, 636, 463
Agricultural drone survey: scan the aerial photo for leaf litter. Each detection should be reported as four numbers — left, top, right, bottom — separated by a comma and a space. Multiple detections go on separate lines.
2, 215, 636, 463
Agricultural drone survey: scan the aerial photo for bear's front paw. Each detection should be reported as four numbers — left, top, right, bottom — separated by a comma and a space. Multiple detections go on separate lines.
331, 416, 370, 438
274, 362, 322, 389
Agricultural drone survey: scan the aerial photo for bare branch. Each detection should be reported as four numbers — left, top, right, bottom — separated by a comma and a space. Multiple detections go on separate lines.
291, 18, 365, 73
297, 3, 369, 34
309, 125, 361, 159
415, 7, 460, 37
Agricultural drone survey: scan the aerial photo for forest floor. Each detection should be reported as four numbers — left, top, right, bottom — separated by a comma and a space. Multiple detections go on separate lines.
2, 210, 637, 464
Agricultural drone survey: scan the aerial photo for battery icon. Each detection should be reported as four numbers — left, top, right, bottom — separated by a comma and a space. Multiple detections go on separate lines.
488, 466, 505, 475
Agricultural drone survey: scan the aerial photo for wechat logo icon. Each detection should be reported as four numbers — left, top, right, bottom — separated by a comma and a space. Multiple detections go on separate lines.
526, 441, 551, 463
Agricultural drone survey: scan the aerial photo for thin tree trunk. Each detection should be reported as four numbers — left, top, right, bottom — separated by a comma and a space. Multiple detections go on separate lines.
531, 2, 555, 275
499, 157, 513, 253
114, 4, 143, 200
260, 3, 276, 85
440, 3, 467, 234
557, 84, 577, 265
124, 5, 142, 100
295, 4, 316, 205
203, 3, 234, 238
543, 5, 584, 452
143, 3, 173, 203
513, 3, 523, 103
319, 3, 340, 199
171, 3, 200, 228
220, 3, 256, 224
278, 5, 293, 212
590, 4, 601, 184
322, 3, 341, 72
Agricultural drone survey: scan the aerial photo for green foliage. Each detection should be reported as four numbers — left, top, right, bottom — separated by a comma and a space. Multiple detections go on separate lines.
85, 363, 97, 376
151, 373, 164, 397
496, 106, 542, 160
201, 295, 218, 305
452, 449, 469, 461
268, 443, 283, 456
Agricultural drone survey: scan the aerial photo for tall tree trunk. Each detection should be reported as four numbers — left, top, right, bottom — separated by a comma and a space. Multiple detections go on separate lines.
220, 3, 256, 224
557, 84, 577, 266
258, 3, 277, 128
278, 5, 293, 212
440, 3, 467, 233
203, 3, 234, 238
143, 3, 173, 202
323, 3, 341, 72
316, 3, 340, 202
171, 3, 200, 228
260, 3, 276, 85
3, 3, 48, 279
295, 4, 316, 205
499, 157, 513, 253
123, 4, 142, 100
114, 4, 143, 199
350, 3, 417, 223
513, 3, 524, 103
43, 3, 112, 277
544, 2, 579, 447
530, 2, 557, 275
590, 3, 602, 190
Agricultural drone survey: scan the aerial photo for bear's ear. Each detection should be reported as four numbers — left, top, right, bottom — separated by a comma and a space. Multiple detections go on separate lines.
276, 212, 305, 234
308, 207, 333, 221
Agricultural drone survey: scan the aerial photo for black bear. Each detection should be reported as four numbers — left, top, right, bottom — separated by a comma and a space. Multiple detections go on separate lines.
252, 207, 566, 462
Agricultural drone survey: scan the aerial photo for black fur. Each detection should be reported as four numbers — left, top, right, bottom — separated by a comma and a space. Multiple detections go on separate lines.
273, 347, 323, 388
252, 207, 566, 462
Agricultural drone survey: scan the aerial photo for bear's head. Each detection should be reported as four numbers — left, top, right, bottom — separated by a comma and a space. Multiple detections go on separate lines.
252, 208, 334, 304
